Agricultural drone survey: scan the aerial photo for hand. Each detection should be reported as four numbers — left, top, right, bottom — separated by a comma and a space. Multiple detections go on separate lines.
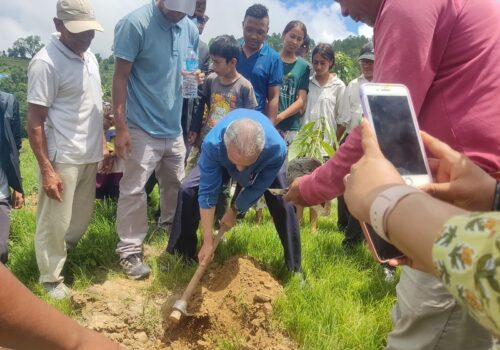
99, 152, 114, 174
283, 178, 310, 207
273, 114, 282, 125
188, 131, 198, 145
198, 237, 214, 267
420, 131, 496, 211
343, 119, 404, 223
114, 127, 132, 160
195, 69, 205, 85
220, 208, 237, 231
11, 191, 24, 209
42, 169, 64, 202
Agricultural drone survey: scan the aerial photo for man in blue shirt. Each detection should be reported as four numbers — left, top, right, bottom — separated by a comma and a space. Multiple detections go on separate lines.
236, 4, 282, 122
112, 0, 200, 279
167, 109, 301, 272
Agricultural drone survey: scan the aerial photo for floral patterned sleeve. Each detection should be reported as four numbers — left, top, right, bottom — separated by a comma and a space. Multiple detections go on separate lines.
433, 212, 500, 338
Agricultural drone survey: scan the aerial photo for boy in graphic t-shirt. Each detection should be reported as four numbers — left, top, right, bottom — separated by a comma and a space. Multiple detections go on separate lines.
187, 35, 257, 173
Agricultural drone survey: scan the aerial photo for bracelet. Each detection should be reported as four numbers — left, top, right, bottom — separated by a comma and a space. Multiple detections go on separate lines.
369, 185, 423, 242
493, 181, 500, 212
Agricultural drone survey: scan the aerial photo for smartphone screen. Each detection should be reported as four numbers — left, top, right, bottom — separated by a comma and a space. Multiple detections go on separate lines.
367, 95, 428, 178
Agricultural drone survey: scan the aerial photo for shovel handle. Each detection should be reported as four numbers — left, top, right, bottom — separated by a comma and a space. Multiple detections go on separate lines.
169, 227, 228, 322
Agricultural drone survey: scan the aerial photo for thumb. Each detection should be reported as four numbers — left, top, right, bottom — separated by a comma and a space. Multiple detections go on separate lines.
420, 182, 454, 202
360, 119, 383, 158
420, 131, 458, 161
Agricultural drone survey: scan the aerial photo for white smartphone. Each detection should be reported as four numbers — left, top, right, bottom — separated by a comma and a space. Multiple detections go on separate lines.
360, 83, 432, 187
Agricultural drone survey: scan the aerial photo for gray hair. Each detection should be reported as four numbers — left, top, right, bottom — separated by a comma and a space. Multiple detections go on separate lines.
223, 119, 265, 159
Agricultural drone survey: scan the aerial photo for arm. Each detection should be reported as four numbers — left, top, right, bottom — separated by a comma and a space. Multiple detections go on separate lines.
284, 125, 363, 206
264, 85, 280, 122
275, 89, 307, 124
0, 264, 123, 350
343, 120, 467, 273
112, 58, 133, 159
235, 155, 284, 212
27, 103, 63, 202
10, 95, 24, 208
198, 207, 216, 266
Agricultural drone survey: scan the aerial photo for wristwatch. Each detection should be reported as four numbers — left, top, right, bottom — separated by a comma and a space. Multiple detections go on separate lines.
369, 185, 421, 242
493, 181, 500, 212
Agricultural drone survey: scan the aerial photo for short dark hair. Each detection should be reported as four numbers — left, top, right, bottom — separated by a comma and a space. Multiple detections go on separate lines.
209, 35, 240, 63
282, 20, 307, 39
312, 43, 335, 67
244, 4, 269, 20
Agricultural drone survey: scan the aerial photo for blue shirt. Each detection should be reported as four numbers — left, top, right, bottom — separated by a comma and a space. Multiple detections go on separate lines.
236, 43, 283, 113
113, 1, 199, 138
198, 109, 286, 212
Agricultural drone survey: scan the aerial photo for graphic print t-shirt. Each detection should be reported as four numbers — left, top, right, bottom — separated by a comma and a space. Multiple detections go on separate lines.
199, 73, 257, 139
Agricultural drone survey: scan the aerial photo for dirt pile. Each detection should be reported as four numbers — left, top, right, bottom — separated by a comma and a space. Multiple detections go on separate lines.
164, 256, 296, 350
74, 256, 296, 350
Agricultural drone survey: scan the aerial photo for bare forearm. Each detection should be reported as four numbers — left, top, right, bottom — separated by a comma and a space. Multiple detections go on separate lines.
27, 107, 53, 175
0, 264, 117, 350
112, 75, 128, 131
278, 96, 305, 121
200, 208, 216, 243
386, 193, 467, 274
265, 95, 279, 120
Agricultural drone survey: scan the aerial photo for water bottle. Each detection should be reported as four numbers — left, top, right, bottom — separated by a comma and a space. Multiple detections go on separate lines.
182, 46, 199, 99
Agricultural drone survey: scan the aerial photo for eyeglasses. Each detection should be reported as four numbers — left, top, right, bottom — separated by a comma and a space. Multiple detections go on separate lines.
188, 15, 209, 25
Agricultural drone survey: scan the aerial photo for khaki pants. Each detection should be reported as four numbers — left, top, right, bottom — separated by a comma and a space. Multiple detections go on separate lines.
116, 127, 185, 259
386, 267, 493, 350
35, 162, 97, 283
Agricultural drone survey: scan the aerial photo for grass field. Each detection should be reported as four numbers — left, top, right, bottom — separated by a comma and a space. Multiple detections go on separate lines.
6, 140, 397, 349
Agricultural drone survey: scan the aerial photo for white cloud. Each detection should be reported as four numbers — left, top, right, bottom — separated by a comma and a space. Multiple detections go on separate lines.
0, 0, 358, 57
357, 23, 373, 38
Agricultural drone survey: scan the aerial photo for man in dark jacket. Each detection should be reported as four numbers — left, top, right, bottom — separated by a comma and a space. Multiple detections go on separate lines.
0, 90, 24, 264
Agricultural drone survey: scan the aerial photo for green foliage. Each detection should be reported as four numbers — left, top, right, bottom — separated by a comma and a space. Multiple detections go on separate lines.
267, 32, 283, 52
288, 118, 337, 161
0, 57, 29, 136
8, 35, 44, 59
333, 51, 357, 85
333, 35, 370, 62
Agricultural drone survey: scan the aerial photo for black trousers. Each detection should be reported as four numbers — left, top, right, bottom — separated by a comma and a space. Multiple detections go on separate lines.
166, 165, 302, 272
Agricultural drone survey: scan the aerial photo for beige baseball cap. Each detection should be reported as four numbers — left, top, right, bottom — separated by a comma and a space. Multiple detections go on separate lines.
162, 0, 196, 16
57, 0, 103, 33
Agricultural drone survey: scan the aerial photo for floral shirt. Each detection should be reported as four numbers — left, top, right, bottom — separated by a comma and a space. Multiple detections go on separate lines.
433, 212, 500, 338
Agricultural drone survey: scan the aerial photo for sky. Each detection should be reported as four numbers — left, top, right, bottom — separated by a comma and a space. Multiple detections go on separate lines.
0, 0, 372, 57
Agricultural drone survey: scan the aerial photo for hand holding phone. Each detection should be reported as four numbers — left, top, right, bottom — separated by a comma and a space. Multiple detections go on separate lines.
354, 83, 431, 263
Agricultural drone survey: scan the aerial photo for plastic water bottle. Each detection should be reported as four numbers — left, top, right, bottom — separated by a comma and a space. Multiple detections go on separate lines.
182, 46, 199, 99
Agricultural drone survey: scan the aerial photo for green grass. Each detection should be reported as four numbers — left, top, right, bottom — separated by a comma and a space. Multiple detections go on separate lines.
7, 142, 396, 349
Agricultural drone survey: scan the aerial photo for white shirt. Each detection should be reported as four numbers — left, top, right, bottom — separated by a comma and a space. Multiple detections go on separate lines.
27, 33, 103, 164
302, 73, 346, 132
338, 75, 370, 133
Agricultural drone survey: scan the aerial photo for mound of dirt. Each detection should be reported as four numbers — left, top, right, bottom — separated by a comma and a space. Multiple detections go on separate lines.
164, 256, 296, 350
73, 255, 296, 350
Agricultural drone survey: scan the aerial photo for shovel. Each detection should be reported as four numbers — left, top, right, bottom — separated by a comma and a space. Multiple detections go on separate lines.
169, 226, 228, 324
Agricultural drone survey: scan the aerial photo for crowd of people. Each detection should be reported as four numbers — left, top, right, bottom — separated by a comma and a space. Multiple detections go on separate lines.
0, 0, 499, 349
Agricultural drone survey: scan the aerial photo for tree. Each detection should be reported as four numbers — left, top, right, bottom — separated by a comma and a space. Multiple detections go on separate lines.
7, 35, 44, 59
333, 51, 358, 84
266, 33, 283, 52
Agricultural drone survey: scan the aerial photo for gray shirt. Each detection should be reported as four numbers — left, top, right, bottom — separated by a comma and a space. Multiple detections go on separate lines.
0, 166, 9, 200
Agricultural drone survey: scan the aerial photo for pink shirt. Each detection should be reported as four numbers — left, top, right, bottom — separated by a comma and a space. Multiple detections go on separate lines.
300, 0, 500, 205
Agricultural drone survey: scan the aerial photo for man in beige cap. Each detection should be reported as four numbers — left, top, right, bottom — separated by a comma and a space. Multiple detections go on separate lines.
27, 0, 108, 299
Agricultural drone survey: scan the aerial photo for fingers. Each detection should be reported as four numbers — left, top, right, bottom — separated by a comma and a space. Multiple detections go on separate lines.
427, 158, 440, 175
420, 182, 454, 202
360, 119, 383, 158
420, 131, 458, 160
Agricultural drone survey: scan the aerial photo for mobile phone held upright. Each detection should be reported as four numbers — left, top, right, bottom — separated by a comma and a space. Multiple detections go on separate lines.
358, 83, 431, 263
360, 83, 432, 187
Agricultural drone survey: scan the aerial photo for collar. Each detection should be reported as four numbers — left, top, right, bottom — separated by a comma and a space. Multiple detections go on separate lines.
152, 0, 183, 31
51, 33, 88, 61
240, 42, 270, 59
